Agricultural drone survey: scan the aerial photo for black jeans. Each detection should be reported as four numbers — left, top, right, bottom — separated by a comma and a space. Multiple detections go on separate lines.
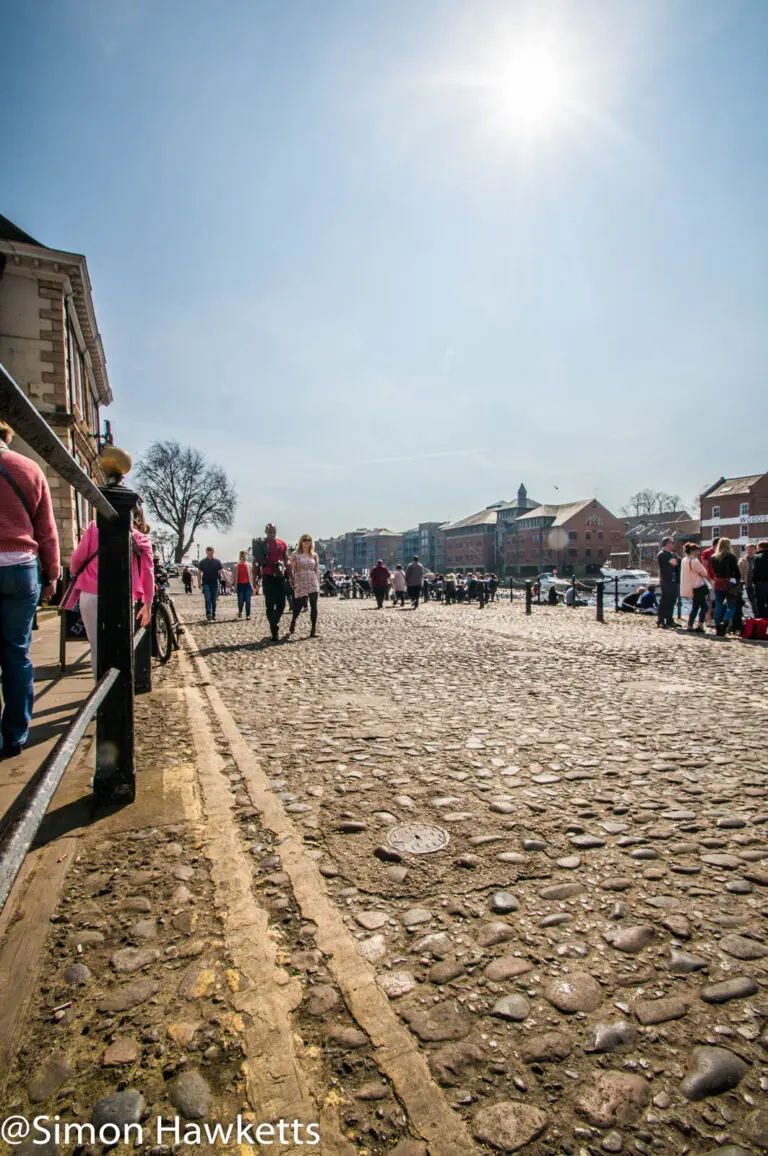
444, 583, 455, 604
754, 581, 768, 618
687, 586, 708, 628
657, 583, 678, 626
262, 575, 286, 628
291, 592, 318, 626
373, 587, 387, 608
407, 584, 421, 607
394, 590, 405, 606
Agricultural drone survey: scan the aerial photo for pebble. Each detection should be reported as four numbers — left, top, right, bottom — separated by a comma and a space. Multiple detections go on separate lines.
577, 1071, 649, 1127
63, 964, 91, 984
356, 910, 389, 930
327, 1026, 368, 1048
355, 1081, 390, 1101
358, 934, 388, 962
719, 933, 767, 960
168, 1071, 213, 1119
544, 972, 603, 1013
584, 1021, 637, 1054
519, 1031, 572, 1063
471, 1101, 549, 1151
102, 1038, 140, 1066
92, 1089, 146, 1132
602, 1133, 624, 1153
27, 1054, 74, 1102
680, 1046, 748, 1100
669, 949, 708, 973
633, 997, 688, 1025
304, 984, 339, 1016
428, 958, 465, 984
490, 891, 519, 914
477, 921, 516, 947
539, 883, 585, 900
402, 907, 432, 927
402, 1003, 472, 1042
97, 978, 159, 1012
484, 956, 533, 981
700, 976, 759, 1003
602, 924, 655, 954
491, 994, 531, 1021
377, 971, 416, 998
110, 947, 161, 973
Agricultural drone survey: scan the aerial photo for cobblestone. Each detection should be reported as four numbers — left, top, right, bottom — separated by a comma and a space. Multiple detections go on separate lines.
180, 593, 768, 1153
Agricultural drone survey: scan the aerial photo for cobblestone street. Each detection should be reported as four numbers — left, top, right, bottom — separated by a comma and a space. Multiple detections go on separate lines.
2, 594, 766, 1156
178, 591, 768, 1154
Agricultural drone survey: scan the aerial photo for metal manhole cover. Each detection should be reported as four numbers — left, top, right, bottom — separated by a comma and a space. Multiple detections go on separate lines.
387, 823, 450, 855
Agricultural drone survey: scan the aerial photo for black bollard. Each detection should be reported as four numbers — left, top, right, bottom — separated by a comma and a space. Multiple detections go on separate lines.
525, 583, 532, 615
93, 481, 139, 805
134, 623, 152, 695
596, 581, 605, 623
614, 575, 619, 612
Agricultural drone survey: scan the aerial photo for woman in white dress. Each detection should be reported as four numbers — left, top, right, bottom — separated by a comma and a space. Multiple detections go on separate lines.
288, 534, 320, 637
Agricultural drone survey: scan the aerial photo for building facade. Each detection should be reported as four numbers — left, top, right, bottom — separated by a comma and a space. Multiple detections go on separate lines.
699, 473, 768, 552
443, 507, 499, 573
363, 529, 399, 569
0, 213, 112, 564
503, 499, 627, 577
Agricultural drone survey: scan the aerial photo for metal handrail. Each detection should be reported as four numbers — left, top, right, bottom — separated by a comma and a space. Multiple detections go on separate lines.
0, 668, 119, 913
0, 362, 117, 522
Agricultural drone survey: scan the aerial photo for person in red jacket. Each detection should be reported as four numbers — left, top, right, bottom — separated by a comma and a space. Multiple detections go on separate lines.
369, 559, 391, 609
0, 420, 61, 757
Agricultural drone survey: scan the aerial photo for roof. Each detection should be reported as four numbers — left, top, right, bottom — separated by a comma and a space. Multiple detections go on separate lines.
705, 474, 765, 499
0, 213, 42, 246
517, 500, 594, 527
365, 528, 399, 538
443, 507, 500, 531
624, 510, 690, 527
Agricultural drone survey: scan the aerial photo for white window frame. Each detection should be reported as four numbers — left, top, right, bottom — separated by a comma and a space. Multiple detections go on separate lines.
712, 505, 720, 519
739, 502, 749, 518
712, 526, 720, 539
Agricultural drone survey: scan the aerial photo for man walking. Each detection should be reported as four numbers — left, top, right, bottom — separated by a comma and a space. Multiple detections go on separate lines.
753, 541, 768, 618
656, 536, 680, 629
0, 420, 60, 757
261, 523, 289, 641
369, 559, 391, 609
197, 546, 225, 621
405, 555, 425, 609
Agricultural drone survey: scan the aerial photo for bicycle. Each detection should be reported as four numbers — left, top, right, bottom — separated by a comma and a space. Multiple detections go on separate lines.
152, 579, 184, 663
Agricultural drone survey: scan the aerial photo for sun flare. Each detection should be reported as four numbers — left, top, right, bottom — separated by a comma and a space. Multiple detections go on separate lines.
492, 43, 567, 134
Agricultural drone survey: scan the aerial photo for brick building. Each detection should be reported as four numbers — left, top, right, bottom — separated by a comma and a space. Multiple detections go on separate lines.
363, 529, 399, 569
398, 521, 445, 572
699, 473, 768, 552
503, 499, 626, 577
442, 506, 499, 573
0, 213, 112, 564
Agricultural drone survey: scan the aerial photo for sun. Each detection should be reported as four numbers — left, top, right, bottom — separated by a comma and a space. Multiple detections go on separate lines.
491, 41, 569, 136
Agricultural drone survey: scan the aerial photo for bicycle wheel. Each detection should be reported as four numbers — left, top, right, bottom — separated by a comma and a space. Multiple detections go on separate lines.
166, 596, 183, 647
153, 602, 174, 664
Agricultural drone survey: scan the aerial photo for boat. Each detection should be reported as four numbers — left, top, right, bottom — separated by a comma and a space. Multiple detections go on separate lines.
600, 568, 653, 597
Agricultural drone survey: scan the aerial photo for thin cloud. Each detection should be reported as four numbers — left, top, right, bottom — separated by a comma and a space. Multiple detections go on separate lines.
355, 447, 491, 466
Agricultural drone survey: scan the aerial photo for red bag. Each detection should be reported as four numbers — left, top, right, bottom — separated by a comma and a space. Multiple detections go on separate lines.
742, 618, 768, 640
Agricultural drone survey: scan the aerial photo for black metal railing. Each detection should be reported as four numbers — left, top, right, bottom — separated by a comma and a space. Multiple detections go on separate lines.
0, 361, 150, 915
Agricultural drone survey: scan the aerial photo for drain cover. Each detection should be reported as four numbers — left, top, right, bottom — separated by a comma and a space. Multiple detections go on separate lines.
387, 823, 450, 855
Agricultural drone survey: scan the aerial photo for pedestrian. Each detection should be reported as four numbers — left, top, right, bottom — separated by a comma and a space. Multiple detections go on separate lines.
489, 574, 499, 602
391, 563, 407, 607
680, 542, 709, 632
261, 523, 289, 641
287, 534, 320, 638
547, 584, 559, 606
738, 543, 758, 618
752, 541, 768, 617
444, 572, 457, 605
197, 545, 225, 622
710, 537, 741, 637
235, 550, 255, 620
369, 558, 391, 609
65, 506, 153, 676
656, 536, 681, 629
404, 555, 425, 608
0, 419, 61, 756
182, 566, 193, 594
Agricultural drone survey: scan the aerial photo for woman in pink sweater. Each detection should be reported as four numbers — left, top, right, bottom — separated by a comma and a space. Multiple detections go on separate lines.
67, 509, 154, 675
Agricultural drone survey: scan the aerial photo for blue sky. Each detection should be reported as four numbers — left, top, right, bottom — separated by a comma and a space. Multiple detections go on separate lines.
2, 0, 767, 553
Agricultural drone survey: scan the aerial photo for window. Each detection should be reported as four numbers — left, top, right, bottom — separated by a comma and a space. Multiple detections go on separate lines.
739, 502, 749, 518
712, 505, 720, 519
568, 548, 577, 557
585, 532, 591, 540
585, 548, 591, 557
713, 526, 720, 540
597, 548, 604, 557
740, 524, 748, 539
598, 532, 603, 539
568, 531, 578, 540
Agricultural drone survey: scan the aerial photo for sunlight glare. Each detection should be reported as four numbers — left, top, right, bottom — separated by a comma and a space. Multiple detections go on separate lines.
491, 41, 569, 136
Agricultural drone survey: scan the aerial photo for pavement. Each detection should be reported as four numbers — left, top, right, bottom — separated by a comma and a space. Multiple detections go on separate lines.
0, 589, 766, 1155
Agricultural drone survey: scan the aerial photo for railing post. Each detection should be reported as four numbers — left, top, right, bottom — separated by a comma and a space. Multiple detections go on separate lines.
134, 626, 152, 695
596, 581, 605, 622
614, 576, 619, 613
525, 582, 532, 615
94, 482, 139, 805
59, 565, 69, 674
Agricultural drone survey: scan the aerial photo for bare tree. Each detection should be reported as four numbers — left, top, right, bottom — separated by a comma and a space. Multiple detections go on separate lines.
151, 529, 177, 566
136, 441, 237, 563
622, 490, 687, 518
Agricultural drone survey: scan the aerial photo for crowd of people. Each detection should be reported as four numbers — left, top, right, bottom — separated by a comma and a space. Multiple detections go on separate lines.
618, 535, 768, 636
324, 561, 501, 609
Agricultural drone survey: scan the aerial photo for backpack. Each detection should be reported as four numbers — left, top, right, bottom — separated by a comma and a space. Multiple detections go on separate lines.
742, 618, 768, 641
